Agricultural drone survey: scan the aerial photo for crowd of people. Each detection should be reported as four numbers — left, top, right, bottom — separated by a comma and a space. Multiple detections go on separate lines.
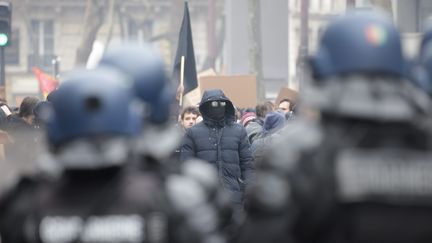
0, 9, 432, 243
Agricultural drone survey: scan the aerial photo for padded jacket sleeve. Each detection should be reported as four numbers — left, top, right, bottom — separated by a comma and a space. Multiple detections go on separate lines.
180, 128, 197, 162
238, 127, 254, 183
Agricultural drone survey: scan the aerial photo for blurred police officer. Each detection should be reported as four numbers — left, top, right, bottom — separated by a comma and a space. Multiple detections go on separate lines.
414, 27, 432, 97
0, 67, 146, 243
238, 10, 432, 243
99, 42, 234, 243
0, 66, 230, 243
99, 42, 180, 166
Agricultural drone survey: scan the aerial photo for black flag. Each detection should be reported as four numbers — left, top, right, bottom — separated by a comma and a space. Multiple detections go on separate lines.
173, 1, 198, 95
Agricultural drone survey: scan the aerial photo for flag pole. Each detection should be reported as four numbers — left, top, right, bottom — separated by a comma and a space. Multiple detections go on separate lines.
179, 55, 185, 106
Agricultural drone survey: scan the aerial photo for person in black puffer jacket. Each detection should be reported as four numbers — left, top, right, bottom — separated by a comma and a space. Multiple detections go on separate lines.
180, 89, 254, 206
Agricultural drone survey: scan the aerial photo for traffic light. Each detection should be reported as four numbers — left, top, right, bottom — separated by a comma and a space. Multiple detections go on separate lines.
0, 2, 11, 47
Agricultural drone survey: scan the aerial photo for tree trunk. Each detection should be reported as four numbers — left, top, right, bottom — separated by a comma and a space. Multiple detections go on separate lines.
201, 1, 225, 72
104, 0, 117, 47
248, 0, 265, 102
75, 0, 107, 65
117, 7, 125, 41
297, 0, 309, 89
169, 0, 184, 64
21, 0, 39, 59
204, 0, 216, 70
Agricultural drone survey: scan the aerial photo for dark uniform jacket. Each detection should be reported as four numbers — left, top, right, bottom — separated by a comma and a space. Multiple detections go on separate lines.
0, 168, 172, 243
239, 78, 432, 243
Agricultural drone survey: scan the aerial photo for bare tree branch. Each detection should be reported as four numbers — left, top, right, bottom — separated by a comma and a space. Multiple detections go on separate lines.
248, 0, 265, 102
169, 0, 184, 61
104, 0, 117, 47
201, 17, 225, 72
20, 0, 38, 57
75, 0, 107, 65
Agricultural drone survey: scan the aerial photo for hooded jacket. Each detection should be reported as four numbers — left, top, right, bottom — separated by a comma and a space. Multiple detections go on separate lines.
180, 89, 253, 203
251, 112, 286, 163
262, 111, 286, 133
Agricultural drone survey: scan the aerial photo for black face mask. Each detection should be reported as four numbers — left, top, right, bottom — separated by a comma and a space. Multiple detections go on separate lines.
207, 106, 225, 120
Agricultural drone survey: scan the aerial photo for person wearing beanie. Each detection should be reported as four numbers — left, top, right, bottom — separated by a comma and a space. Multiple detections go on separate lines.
241, 112, 257, 127
245, 102, 273, 144
250, 111, 286, 163
262, 111, 286, 133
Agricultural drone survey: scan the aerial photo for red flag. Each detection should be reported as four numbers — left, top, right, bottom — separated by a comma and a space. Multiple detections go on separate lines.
32, 67, 59, 99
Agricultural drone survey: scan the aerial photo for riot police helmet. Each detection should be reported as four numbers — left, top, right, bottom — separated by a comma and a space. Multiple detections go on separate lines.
310, 10, 406, 81
99, 42, 175, 124
46, 67, 141, 149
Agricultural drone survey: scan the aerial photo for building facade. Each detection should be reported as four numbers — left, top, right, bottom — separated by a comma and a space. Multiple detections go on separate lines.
5, 0, 210, 106
7, 0, 432, 106
288, 0, 346, 90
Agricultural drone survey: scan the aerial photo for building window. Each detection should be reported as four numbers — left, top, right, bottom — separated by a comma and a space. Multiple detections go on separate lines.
28, 20, 55, 72
128, 19, 153, 43
5, 28, 19, 65
395, 0, 432, 32
319, 0, 325, 11
295, 0, 300, 10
